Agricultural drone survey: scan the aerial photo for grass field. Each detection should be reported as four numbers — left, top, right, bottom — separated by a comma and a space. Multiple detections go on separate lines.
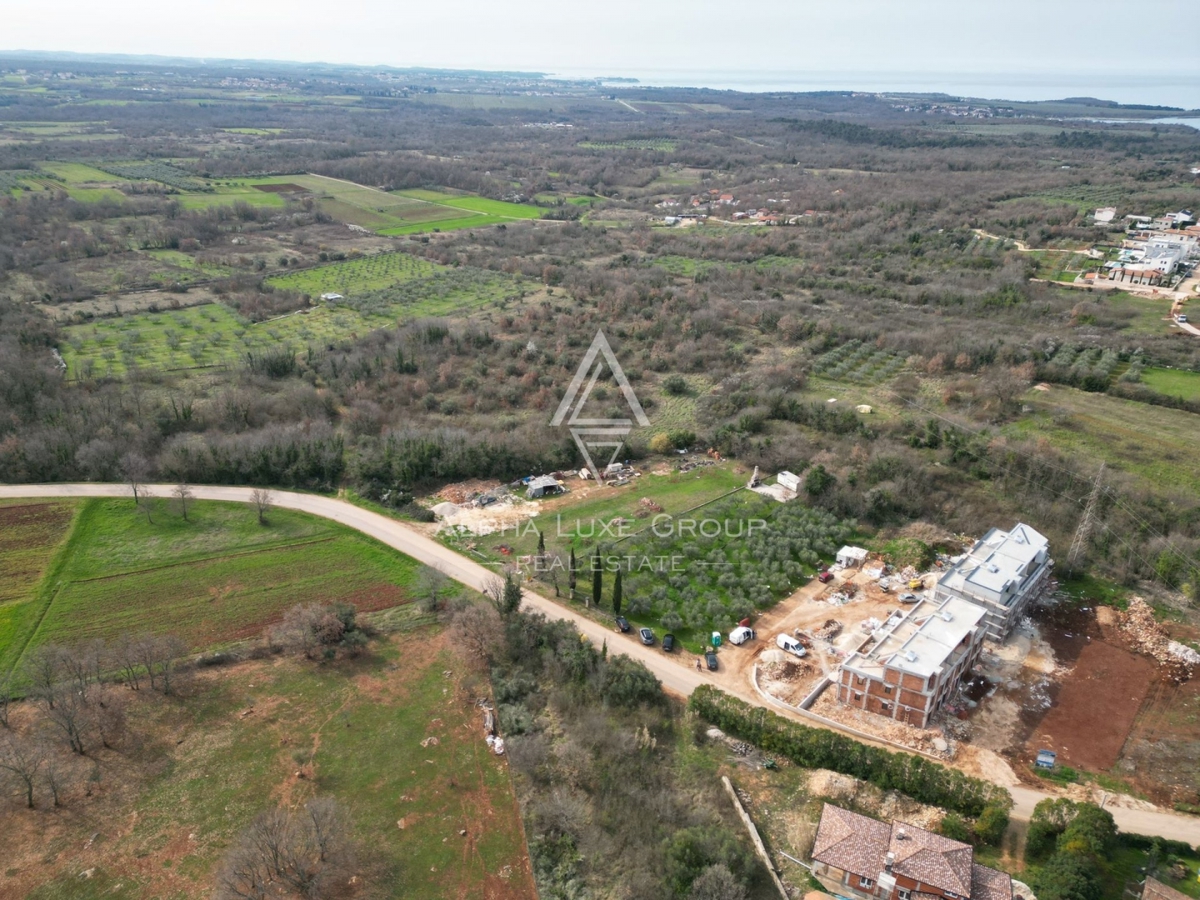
0, 501, 80, 656
1006, 383, 1200, 495
0, 498, 422, 674
265, 252, 437, 295
579, 139, 677, 152
61, 260, 522, 378
10, 630, 533, 900
1140, 366, 1200, 400
394, 189, 544, 219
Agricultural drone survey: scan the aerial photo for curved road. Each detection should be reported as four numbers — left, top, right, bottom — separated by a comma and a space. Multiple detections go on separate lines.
3, 483, 1199, 845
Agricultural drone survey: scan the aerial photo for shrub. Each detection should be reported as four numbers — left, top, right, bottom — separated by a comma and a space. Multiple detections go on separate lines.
650, 432, 675, 454
599, 655, 662, 708
663, 374, 689, 395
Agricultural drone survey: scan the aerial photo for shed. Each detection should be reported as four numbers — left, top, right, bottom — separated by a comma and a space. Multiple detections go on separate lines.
526, 475, 563, 499
835, 546, 869, 568
777, 470, 801, 492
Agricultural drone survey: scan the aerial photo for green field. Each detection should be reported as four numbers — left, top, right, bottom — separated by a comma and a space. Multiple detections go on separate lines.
61, 261, 524, 378
38, 161, 122, 183
175, 181, 287, 209
394, 189, 545, 219
579, 139, 677, 152
50, 639, 531, 900
1140, 366, 1200, 400
1007, 383, 1200, 495
0, 498, 422, 674
265, 251, 437, 295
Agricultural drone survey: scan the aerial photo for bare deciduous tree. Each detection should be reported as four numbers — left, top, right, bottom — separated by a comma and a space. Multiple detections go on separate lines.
249, 488, 273, 526
121, 451, 150, 506
215, 798, 353, 900
22, 645, 63, 709
134, 633, 187, 695
449, 603, 504, 668
0, 731, 44, 808
688, 864, 748, 900
42, 683, 91, 754
173, 481, 195, 521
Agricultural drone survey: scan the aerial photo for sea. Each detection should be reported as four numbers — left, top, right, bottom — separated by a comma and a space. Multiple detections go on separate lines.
548, 68, 1200, 115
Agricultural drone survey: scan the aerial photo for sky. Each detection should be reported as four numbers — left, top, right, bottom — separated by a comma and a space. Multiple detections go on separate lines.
5, 0, 1200, 107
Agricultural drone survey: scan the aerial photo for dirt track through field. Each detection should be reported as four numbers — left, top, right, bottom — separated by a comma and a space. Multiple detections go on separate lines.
5, 483, 1200, 845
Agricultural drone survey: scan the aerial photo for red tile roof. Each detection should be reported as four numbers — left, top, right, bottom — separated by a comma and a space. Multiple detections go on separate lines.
889, 821, 973, 896
810, 804, 1012, 900
811, 805, 891, 879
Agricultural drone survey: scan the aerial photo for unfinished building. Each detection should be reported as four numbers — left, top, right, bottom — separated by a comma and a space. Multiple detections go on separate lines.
835, 596, 987, 728
934, 523, 1052, 642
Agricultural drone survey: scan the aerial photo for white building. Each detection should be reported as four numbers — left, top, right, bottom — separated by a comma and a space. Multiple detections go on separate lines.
934, 523, 1052, 642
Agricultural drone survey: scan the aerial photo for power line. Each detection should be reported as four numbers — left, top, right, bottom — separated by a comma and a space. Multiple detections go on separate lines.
1067, 463, 1105, 573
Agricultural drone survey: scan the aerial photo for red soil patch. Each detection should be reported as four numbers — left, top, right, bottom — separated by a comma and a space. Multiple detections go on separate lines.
252, 183, 306, 193
1028, 637, 1157, 771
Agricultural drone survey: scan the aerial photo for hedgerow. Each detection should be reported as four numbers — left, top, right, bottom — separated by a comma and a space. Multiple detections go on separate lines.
688, 685, 1010, 819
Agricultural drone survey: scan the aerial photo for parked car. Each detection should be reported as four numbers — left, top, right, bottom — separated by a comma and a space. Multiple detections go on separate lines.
705, 649, 719, 671
615, 616, 631, 633
775, 634, 807, 658
1179, 314, 1189, 323
639, 627, 655, 646
729, 626, 756, 645
662, 633, 676, 652
898, 592, 919, 603
818, 570, 834, 584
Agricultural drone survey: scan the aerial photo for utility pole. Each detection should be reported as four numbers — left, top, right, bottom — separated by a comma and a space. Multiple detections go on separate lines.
1067, 462, 1105, 574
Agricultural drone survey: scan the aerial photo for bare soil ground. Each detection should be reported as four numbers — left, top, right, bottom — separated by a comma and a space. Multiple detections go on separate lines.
1120, 616, 1200, 805
1028, 637, 1156, 771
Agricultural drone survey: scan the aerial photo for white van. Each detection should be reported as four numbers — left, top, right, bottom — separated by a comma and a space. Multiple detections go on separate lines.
775, 634, 807, 657
729, 626, 756, 645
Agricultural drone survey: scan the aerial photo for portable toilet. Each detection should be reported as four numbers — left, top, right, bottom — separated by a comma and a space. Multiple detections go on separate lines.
711, 631, 722, 648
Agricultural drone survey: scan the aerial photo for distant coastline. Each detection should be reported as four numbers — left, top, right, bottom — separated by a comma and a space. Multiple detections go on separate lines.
556, 68, 1200, 111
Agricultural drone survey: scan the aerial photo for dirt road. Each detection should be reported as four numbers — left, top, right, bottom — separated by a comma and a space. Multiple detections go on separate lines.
5, 483, 1200, 844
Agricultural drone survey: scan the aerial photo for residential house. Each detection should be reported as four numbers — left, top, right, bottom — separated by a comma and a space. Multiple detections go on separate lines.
810, 804, 1013, 900
836, 595, 987, 727
934, 523, 1052, 642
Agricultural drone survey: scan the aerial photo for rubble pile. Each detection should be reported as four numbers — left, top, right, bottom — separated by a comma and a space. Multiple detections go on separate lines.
1118, 597, 1195, 682
814, 619, 842, 642
636, 497, 664, 517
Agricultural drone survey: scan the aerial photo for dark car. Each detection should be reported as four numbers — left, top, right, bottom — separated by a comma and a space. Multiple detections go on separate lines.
615, 616, 631, 633
818, 570, 834, 584
705, 650, 719, 671
662, 633, 676, 652
639, 627, 655, 646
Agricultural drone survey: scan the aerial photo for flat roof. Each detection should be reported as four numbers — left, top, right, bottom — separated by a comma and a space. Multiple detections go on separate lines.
937, 523, 1048, 605
842, 595, 986, 680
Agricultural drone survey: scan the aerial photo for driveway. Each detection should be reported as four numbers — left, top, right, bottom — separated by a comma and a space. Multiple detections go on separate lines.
4, 483, 1200, 844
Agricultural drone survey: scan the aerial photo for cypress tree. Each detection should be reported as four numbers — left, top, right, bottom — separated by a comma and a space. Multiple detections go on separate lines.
568, 547, 577, 598
612, 569, 623, 616
591, 553, 602, 609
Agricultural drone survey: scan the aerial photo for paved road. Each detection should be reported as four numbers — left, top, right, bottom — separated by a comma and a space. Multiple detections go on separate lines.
4, 483, 1200, 845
